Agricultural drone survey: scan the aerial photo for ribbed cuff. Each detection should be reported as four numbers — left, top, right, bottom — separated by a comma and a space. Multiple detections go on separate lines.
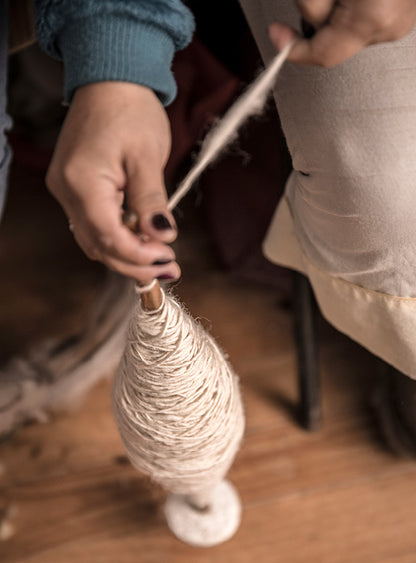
59, 15, 177, 105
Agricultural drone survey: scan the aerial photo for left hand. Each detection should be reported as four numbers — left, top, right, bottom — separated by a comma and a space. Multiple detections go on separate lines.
269, 0, 416, 67
46, 82, 180, 284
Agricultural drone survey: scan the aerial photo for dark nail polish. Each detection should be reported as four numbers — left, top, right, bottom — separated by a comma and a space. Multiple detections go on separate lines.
157, 274, 176, 280
152, 214, 173, 231
301, 18, 316, 39
152, 259, 173, 265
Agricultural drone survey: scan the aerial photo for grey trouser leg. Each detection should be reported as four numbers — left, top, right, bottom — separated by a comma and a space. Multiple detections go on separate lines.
0, 0, 12, 221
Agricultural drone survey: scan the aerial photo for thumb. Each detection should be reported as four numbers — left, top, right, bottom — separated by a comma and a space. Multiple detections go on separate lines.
125, 158, 177, 243
269, 21, 365, 67
269, 22, 299, 52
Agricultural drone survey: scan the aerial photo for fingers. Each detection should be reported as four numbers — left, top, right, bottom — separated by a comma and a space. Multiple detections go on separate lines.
92, 248, 181, 283
269, 23, 299, 53
296, 0, 334, 28
55, 175, 180, 283
70, 215, 180, 283
124, 146, 177, 245
270, 0, 416, 68
269, 20, 366, 67
49, 157, 180, 283
295, 24, 365, 67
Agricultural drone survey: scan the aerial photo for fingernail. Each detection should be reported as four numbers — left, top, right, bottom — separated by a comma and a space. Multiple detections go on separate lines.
152, 258, 173, 265
157, 274, 176, 280
152, 214, 173, 231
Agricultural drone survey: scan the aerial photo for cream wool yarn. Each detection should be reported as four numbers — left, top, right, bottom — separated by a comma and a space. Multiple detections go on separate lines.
113, 42, 294, 547
113, 290, 244, 496
168, 41, 294, 210
113, 288, 245, 547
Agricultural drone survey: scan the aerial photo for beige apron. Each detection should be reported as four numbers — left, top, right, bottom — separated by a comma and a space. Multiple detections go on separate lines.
239, 0, 416, 378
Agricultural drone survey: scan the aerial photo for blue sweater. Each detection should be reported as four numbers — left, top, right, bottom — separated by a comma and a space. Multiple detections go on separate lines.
34, 0, 195, 105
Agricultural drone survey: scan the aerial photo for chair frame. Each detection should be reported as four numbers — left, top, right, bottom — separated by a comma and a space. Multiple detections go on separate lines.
292, 271, 321, 431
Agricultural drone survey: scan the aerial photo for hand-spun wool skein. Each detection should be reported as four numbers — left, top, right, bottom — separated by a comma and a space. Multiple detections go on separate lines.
113, 42, 294, 547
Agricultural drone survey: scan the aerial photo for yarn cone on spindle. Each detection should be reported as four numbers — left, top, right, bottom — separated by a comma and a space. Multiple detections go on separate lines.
112, 43, 295, 547
113, 280, 245, 546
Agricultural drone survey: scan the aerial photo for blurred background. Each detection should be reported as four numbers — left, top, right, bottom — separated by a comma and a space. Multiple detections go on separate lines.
1, 2, 416, 562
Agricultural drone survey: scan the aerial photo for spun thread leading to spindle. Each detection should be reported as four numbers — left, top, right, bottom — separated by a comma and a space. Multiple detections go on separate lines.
168, 41, 295, 210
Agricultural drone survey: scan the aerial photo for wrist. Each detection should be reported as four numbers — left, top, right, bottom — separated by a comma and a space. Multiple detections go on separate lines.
59, 15, 177, 105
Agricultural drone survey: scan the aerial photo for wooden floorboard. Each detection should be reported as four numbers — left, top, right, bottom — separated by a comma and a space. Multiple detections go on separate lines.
1, 166, 416, 562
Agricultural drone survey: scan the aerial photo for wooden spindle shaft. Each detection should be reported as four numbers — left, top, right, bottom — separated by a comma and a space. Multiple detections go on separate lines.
139, 280, 163, 312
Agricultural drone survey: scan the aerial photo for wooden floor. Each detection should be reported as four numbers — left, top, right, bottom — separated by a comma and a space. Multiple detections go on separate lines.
2, 163, 416, 563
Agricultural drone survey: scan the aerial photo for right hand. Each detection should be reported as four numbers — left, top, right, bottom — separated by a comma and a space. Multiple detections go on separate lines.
46, 81, 181, 284
269, 0, 416, 67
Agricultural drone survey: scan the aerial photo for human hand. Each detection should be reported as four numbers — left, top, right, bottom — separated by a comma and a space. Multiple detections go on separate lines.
269, 0, 416, 67
46, 81, 180, 283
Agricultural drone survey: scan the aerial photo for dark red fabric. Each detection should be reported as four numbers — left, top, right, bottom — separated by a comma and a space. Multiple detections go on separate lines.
165, 38, 240, 181
197, 102, 291, 289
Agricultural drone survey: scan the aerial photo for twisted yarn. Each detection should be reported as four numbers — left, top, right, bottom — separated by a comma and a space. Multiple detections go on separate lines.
113, 292, 244, 495
168, 40, 294, 209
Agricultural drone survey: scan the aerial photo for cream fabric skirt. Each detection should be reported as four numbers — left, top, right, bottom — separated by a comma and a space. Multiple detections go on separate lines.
239, 0, 416, 379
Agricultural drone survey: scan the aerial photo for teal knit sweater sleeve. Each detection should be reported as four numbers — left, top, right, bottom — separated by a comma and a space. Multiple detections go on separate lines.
34, 0, 195, 105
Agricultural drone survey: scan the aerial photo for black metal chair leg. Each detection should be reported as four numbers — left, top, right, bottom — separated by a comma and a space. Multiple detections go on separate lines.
293, 271, 321, 431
